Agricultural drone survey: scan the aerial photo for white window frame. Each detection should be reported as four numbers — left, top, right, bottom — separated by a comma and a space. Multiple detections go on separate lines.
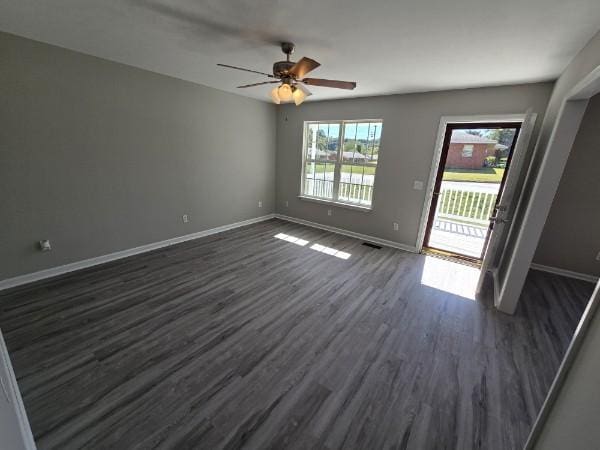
299, 119, 383, 210
462, 144, 474, 157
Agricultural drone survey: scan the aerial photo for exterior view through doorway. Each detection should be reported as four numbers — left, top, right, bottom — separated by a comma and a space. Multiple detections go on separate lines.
423, 122, 522, 261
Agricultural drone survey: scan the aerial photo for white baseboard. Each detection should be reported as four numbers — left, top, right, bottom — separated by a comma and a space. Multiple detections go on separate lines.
0, 214, 275, 291
274, 214, 418, 253
531, 263, 599, 283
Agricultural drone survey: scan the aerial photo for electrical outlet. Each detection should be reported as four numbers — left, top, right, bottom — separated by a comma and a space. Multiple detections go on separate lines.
393, 222, 399, 231
258, 201, 263, 208
39, 239, 51, 251
596, 251, 600, 261
285, 200, 289, 207
413, 180, 424, 190
182, 214, 189, 223
327, 209, 332, 216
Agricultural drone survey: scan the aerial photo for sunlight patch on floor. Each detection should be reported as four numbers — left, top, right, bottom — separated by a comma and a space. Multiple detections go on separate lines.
420, 255, 479, 300
274, 233, 309, 246
274, 232, 351, 259
310, 243, 351, 260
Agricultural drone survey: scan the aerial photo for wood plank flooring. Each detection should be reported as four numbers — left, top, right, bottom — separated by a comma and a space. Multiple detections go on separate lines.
0, 219, 593, 450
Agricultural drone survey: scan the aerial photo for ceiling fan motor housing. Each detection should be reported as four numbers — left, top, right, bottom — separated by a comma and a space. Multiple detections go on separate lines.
273, 61, 295, 78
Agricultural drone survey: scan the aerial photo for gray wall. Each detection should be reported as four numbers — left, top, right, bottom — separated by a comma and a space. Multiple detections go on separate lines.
275, 83, 553, 247
497, 30, 600, 285
534, 94, 600, 276
532, 283, 600, 450
0, 32, 276, 280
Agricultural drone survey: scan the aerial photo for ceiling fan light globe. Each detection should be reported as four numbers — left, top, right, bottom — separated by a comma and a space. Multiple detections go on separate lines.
278, 84, 293, 102
270, 87, 281, 104
293, 87, 306, 105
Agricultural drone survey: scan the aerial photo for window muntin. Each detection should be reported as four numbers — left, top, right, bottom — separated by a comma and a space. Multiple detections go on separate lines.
301, 120, 382, 208
462, 144, 474, 157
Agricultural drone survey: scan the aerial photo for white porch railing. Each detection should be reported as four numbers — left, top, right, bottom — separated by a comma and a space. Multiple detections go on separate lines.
338, 183, 373, 204
436, 184, 498, 225
303, 179, 373, 205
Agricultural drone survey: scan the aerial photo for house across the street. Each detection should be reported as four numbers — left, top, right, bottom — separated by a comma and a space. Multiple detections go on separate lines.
446, 130, 498, 169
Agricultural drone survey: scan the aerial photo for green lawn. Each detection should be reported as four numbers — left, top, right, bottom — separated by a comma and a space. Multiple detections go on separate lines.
309, 163, 376, 175
443, 167, 504, 183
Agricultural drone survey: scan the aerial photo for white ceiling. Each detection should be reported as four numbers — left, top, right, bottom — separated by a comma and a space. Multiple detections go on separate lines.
1, 0, 599, 102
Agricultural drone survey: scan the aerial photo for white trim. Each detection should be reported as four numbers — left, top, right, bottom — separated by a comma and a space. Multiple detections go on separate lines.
0, 330, 37, 450
568, 65, 600, 100
415, 113, 527, 252
0, 214, 275, 291
275, 214, 418, 253
492, 268, 501, 306
530, 263, 599, 283
297, 195, 372, 212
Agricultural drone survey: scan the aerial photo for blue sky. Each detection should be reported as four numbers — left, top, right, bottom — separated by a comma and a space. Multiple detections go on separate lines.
312, 122, 382, 141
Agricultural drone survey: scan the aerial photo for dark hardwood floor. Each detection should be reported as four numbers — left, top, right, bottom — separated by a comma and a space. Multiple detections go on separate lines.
0, 219, 593, 450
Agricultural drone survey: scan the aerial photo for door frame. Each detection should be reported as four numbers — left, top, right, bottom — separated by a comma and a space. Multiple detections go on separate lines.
421, 121, 522, 261
416, 114, 528, 252
497, 65, 600, 315
515, 64, 600, 448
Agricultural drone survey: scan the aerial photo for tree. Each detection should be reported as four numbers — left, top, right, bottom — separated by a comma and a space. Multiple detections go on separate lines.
485, 129, 516, 166
316, 129, 328, 150
486, 128, 516, 147
466, 129, 483, 137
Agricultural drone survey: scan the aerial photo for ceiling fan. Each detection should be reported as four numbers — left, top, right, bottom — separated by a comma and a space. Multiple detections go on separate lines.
217, 42, 357, 105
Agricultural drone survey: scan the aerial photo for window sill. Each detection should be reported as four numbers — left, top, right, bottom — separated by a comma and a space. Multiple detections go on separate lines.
298, 195, 373, 212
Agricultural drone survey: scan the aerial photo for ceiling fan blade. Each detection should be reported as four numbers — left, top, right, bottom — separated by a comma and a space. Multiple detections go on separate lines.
217, 63, 275, 78
302, 78, 357, 90
289, 57, 320, 78
237, 81, 280, 88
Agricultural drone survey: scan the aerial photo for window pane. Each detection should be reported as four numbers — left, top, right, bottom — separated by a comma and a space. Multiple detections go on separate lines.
303, 177, 313, 196
339, 183, 362, 203
311, 179, 333, 199
304, 161, 315, 180
361, 184, 374, 205
324, 162, 335, 183
341, 164, 361, 186
315, 162, 327, 180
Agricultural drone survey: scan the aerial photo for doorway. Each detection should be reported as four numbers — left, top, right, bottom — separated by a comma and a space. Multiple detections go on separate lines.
422, 122, 522, 262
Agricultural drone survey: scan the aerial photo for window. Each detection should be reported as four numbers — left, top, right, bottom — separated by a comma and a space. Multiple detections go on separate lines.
301, 120, 383, 208
462, 144, 474, 157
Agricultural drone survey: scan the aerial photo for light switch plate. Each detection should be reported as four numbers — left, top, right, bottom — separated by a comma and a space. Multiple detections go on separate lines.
413, 180, 424, 190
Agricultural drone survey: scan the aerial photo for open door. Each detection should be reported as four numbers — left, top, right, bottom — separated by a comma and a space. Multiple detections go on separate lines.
0, 331, 36, 450
476, 110, 536, 298
422, 122, 522, 262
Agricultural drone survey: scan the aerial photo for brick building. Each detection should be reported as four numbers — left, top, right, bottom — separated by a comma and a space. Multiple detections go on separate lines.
446, 131, 497, 169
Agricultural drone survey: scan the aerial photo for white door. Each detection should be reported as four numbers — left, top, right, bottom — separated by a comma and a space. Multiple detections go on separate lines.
0, 331, 36, 450
476, 110, 537, 298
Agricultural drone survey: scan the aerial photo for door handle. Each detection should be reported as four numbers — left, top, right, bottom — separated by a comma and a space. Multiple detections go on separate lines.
489, 215, 509, 224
